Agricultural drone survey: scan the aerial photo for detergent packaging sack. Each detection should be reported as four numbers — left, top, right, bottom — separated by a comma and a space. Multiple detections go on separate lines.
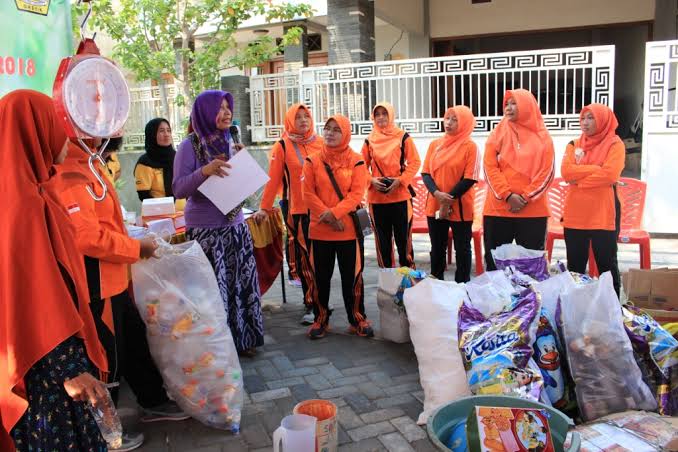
132, 240, 244, 432
490, 244, 550, 282
622, 305, 678, 415
532, 312, 575, 410
458, 289, 543, 401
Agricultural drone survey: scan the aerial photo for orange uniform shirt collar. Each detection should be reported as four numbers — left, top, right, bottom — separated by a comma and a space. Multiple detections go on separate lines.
431, 106, 476, 173
578, 103, 622, 166
283, 103, 318, 145
367, 102, 406, 165
488, 89, 550, 179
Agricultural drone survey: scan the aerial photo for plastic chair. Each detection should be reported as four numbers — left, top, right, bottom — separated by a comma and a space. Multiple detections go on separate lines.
471, 181, 487, 276
589, 177, 650, 276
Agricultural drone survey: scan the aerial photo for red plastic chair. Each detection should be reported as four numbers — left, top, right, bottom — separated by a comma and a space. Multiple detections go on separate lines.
589, 177, 650, 275
411, 176, 429, 235
471, 181, 487, 276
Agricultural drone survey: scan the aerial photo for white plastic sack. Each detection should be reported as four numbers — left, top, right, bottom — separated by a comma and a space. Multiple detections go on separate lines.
465, 270, 515, 317
132, 240, 244, 432
533, 270, 576, 329
560, 272, 656, 421
404, 279, 471, 425
377, 270, 410, 343
491, 244, 550, 281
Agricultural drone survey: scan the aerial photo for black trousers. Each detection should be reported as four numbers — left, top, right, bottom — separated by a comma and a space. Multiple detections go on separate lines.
90, 291, 169, 408
427, 217, 473, 282
312, 239, 366, 327
288, 213, 315, 307
370, 201, 415, 269
483, 216, 548, 271
564, 228, 621, 296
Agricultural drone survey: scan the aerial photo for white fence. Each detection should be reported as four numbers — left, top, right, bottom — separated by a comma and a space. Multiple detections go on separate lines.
642, 40, 678, 233
125, 84, 186, 148
249, 45, 615, 142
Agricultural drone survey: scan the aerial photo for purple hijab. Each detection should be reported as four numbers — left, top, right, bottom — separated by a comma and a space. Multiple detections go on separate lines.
190, 90, 234, 158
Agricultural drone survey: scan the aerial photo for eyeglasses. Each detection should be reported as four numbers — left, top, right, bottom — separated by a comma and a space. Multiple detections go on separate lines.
323, 126, 342, 134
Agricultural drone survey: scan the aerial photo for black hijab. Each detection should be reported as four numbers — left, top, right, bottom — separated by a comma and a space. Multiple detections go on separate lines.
136, 118, 176, 197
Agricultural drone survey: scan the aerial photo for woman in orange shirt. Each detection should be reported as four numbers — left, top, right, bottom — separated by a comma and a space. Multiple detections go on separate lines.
302, 114, 371, 340
362, 102, 420, 268
421, 106, 480, 281
562, 104, 625, 295
253, 104, 323, 325
483, 89, 555, 270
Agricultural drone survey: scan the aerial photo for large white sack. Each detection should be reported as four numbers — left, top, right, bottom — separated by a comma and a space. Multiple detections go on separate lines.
377, 270, 411, 343
465, 270, 515, 317
404, 278, 471, 425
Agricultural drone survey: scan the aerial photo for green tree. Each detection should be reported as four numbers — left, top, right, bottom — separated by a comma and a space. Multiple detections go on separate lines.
72, 0, 313, 117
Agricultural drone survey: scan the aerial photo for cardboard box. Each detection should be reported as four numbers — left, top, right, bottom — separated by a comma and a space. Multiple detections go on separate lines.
141, 197, 176, 217
623, 268, 678, 311
146, 218, 175, 238
467, 407, 555, 452
142, 212, 185, 231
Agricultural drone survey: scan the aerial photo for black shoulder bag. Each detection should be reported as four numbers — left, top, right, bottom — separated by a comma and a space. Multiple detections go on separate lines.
322, 162, 372, 239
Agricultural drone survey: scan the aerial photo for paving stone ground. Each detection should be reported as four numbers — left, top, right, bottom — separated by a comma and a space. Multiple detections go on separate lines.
119, 236, 678, 451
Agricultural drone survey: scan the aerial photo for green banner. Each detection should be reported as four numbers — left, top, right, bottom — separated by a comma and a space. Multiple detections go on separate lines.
0, 0, 73, 97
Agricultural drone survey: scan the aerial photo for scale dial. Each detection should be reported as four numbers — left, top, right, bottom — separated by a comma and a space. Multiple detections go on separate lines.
59, 56, 130, 137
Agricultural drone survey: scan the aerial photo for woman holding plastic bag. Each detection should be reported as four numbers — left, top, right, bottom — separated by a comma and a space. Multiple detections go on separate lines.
483, 89, 555, 270
173, 90, 264, 357
421, 106, 479, 282
561, 104, 624, 296
0, 90, 109, 451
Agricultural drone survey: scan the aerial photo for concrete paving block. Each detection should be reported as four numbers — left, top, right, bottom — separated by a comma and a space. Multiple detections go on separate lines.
378, 432, 416, 452
360, 408, 406, 424
249, 387, 292, 403
337, 405, 366, 430
390, 416, 427, 442
346, 421, 396, 442
265, 376, 305, 390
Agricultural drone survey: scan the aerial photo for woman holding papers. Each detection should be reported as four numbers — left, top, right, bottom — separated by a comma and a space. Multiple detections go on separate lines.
173, 90, 264, 357
253, 103, 323, 325
302, 114, 372, 340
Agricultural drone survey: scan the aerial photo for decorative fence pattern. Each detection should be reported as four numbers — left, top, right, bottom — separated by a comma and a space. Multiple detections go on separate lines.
125, 84, 186, 148
249, 45, 615, 142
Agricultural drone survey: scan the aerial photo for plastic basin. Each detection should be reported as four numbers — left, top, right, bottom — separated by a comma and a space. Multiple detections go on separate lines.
426, 395, 581, 452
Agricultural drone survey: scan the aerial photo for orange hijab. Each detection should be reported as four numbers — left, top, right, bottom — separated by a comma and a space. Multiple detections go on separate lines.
321, 114, 353, 169
487, 89, 551, 179
283, 103, 317, 145
578, 103, 622, 166
367, 102, 406, 162
0, 90, 107, 448
431, 106, 476, 172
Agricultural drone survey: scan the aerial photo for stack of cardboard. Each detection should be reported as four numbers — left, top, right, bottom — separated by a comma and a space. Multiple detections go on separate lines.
623, 268, 678, 324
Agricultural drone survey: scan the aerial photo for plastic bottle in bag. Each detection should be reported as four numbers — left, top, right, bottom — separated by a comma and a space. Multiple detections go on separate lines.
88, 389, 123, 448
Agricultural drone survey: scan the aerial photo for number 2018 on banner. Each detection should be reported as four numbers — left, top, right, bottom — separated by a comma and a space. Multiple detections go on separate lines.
0, 57, 36, 77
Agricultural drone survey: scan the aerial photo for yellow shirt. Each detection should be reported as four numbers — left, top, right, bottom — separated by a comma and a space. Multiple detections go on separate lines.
135, 163, 166, 198
102, 152, 121, 184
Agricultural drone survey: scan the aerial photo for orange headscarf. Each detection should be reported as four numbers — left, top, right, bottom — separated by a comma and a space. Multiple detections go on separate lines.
578, 103, 622, 166
0, 90, 107, 449
321, 114, 353, 169
431, 106, 476, 172
486, 89, 551, 179
367, 102, 406, 162
283, 103, 317, 145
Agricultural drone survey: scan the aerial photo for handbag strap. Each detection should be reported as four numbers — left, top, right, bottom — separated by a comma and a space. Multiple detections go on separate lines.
280, 139, 306, 167
323, 162, 345, 201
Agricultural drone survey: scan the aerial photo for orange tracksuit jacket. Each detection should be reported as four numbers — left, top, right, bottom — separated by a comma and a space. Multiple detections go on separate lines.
302, 151, 368, 241
561, 140, 625, 231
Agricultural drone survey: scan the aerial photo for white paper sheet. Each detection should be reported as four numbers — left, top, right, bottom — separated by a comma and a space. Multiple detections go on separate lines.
197, 149, 270, 216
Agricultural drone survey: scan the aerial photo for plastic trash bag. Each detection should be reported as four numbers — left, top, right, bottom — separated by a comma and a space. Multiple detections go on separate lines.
132, 240, 244, 432
560, 272, 656, 421
404, 279, 471, 424
491, 244, 549, 281
376, 268, 426, 343
465, 270, 516, 317
458, 288, 543, 402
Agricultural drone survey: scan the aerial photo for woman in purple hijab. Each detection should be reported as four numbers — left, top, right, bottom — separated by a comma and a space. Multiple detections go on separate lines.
173, 90, 264, 357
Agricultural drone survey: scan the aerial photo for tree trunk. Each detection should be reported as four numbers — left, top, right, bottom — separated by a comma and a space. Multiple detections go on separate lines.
179, 31, 193, 118
157, 79, 171, 120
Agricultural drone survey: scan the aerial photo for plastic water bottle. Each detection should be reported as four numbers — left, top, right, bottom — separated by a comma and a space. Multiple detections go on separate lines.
88, 389, 123, 448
